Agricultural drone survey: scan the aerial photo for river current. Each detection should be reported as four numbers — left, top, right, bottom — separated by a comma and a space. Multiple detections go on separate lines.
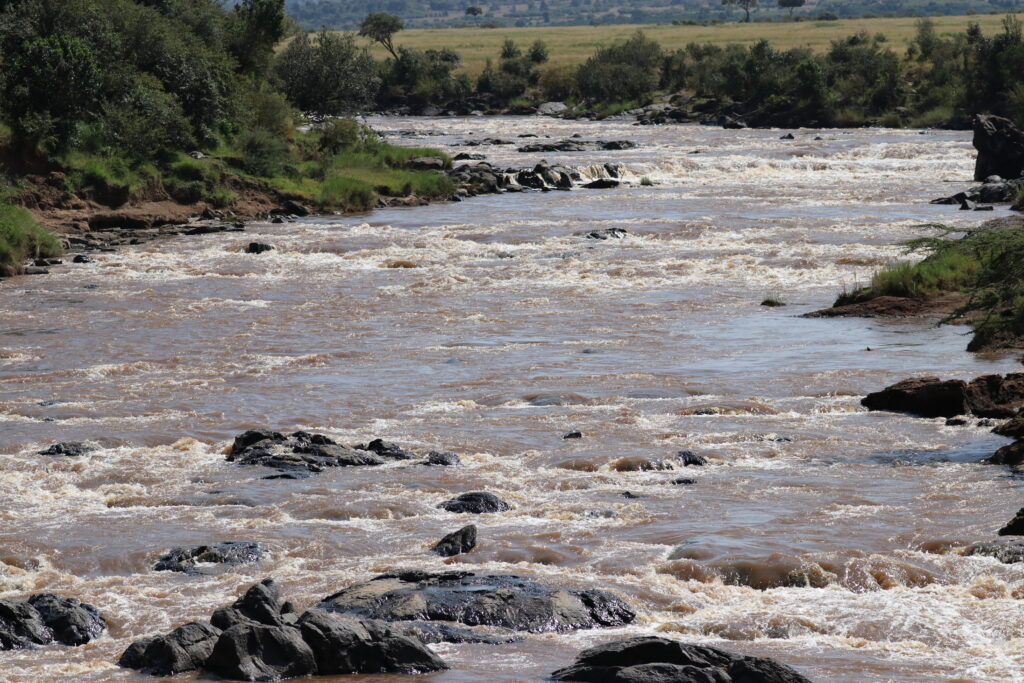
1, 117, 1022, 682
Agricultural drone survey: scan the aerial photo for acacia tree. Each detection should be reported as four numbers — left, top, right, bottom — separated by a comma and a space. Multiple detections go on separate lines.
778, 0, 804, 17
465, 5, 483, 21
722, 0, 757, 22
358, 12, 403, 59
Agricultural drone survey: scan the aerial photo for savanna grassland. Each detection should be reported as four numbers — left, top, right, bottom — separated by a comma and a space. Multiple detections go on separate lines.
353, 13, 1024, 73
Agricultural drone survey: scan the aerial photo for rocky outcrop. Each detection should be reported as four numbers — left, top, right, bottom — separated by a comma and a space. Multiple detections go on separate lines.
431, 525, 477, 557
317, 570, 635, 634
438, 492, 510, 514
999, 508, 1024, 536
154, 541, 264, 574
862, 373, 1024, 420
225, 430, 420, 474
805, 295, 928, 318
861, 377, 970, 418
577, 228, 627, 240
550, 637, 813, 683
120, 579, 447, 681
37, 441, 98, 457
988, 440, 1024, 467
1, 594, 106, 650
972, 114, 1024, 181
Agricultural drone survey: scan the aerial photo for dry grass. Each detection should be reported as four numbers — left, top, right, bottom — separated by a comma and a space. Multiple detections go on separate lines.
347, 14, 1023, 75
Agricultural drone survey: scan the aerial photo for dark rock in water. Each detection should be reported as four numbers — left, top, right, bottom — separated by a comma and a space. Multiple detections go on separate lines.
621, 491, 641, 499
549, 636, 813, 683
154, 541, 264, 574
424, 451, 461, 466
780, 133, 795, 140
245, 242, 274, 254
72, 254, 93, 264
211, 579, 296, 631
972, 113, 1024, 181
27, 594, 106, 646
454, 152, 486, 161
966, 373, 1024, 418
280, 200, 310, 217
432, 525, 477, 557
719, 115, 748, 130
945, 417, 968, 426
672, 478, 696, 485
999, 507, 1024, 536
118, 622, 222, 676
394, 620, 514, 645
317, 570, 635, 633
577, 228, 627, 240
206, 623, 316, 682
271, 216, 284, 224
989, 440, 1024, 467
438, 492, 510, 514
297, 611, 448, 675
675, 450, 707, 467
966, 538, 1024, 563
358, 438, 416, 460
930, 192, 966, 205
227, 430, 383, 472
583, 179, 620, 189
37, 441, 97, 457
517, 140, 636, 153
804, 295, 925, 318
0, 600, 53, 650
993, 416, 1024, 439
563, 430, 584, 439
861, 377, 970, 418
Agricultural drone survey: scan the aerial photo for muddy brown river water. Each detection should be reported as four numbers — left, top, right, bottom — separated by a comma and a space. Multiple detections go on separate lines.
1, 118, 1022, 682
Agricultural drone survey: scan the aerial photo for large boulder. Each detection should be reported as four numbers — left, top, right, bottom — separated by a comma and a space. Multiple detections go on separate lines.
211, 578, 297, 631
431, 525, 477, 557
966, 538, 1024, 564
154, 541, 264, 573
0, 601, 52, 650
118, 622, 222, 676
550, 636, 813, 683
972, 114, 1024, 181
966, 374, 1024, 418
317, 570, 635, 633
205, 623, 316, 682
26, 594, 106, 646
989, 440, 1024, 467
999, 507, 1024, 536
438, 491, 510, 514
37, 441, 98, 457
861, 377, 970, 418
297, 610, 448, 675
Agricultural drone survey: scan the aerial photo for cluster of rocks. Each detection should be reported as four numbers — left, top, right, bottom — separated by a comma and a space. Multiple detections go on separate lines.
154, 541, 265, 574
930, 114, 1024, 211
516, 140, 637, 153
445, 159, 623, 197
550, 636, 813, 683
225, 429, 459, 476
929, 175, 1020, 211
119, 579, 448, 680
861, 373, 1024, 419
0, 594, 106, 650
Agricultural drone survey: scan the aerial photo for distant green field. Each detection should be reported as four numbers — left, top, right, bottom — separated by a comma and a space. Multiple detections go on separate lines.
351, 14, 1024, 74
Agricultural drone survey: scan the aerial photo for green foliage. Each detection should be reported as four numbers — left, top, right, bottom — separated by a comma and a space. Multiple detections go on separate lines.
238, 129, 290, 177
576, 31, 662, 103
359, 12, 403, 58
0, 203, 61, 276
275, 31, 379, 116
379, 46, 469, 106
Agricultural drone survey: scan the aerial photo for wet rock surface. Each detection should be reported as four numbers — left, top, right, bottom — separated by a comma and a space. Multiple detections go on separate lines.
317, 570, 635, 634
804, 295, 927, 318
37, 441, 98, 457
226, 430, 432, 473
517, 140, 636, 153
153, 541, 264, 574
972, 113, 1024, 181
431, 525, 477, 557
120, 579, 447, 681
861, 377, 970, 418
999, 507, 1024, 536
966, 538, 1024, 563
1, 594, 106, 650
549, 636, 814, 683
438, 491, 510, 513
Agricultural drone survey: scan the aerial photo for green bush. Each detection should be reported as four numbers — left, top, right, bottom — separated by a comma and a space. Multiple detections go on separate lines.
0, 203, 61, 276
238, 129, 289, 177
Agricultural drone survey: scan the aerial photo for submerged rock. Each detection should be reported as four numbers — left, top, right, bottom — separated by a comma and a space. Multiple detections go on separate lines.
120, 579, 448, 681
226, 430, 384, 473
154, 541, 264, 574
438, 492, 510, 514
583, 179, 621, 189
577, 228, 627, 240
675, 450, 707, 467
0, 594, 106, 650
317, 570, 635, 633
37, 441, 98, 457
424, 451, 461, 466
966, 538, 1024, 563
550, 636, 813, 683
245, 242, 274, 254
861, 377, 970, 418
431, 525, 477, 557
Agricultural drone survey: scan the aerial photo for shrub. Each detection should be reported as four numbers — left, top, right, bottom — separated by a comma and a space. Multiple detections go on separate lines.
317, 118, 368, 156
274, 31, 379, 116
538, 65, 577, 101
0, 203, 61, 276
576, 31, 662, 103
237, 129, 289, 177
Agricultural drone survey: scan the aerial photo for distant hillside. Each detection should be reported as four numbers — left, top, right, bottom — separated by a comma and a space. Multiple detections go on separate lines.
285, 0, 1020, 29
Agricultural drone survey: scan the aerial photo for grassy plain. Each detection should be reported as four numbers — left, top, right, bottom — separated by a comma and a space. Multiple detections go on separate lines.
353, 14, 1024, 74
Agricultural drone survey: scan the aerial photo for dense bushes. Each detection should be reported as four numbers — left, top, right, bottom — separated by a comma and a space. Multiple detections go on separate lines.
0, 203, 61, 276
576, 31, 663, 103
275, 31, 379, 116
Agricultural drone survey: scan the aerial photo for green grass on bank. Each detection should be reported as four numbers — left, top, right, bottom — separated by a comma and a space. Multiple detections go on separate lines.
0, 203, 61, 276
837, 224, 1024, 350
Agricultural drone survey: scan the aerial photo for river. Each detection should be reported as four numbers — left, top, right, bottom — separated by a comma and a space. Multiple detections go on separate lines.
0, 117, 1021, 682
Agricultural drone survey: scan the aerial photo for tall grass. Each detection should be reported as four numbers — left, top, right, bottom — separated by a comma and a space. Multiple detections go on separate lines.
0, 203, 62, 276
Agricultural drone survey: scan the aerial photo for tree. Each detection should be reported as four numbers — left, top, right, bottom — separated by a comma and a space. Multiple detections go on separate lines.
722, 0, 757, 22
275, 32, 379, 116
229, 0, 287, 76
465, 5, 482, 17
777, 0, 804, 17
358, 12, 403, 59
